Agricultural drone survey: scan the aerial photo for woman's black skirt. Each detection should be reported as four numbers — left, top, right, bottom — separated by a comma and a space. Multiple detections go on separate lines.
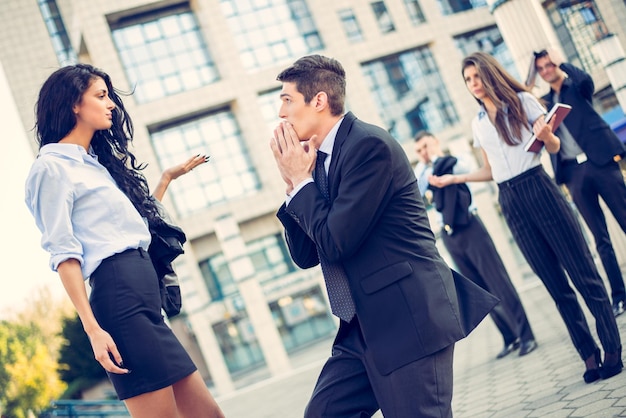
89, 248, 197, 400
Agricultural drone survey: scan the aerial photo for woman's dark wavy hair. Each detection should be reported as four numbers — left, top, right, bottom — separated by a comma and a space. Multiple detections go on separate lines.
462, 52, 530, 146
35, 63, 162, 225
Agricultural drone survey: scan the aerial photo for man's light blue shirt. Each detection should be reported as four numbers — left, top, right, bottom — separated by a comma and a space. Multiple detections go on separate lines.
25, 143, 151, 279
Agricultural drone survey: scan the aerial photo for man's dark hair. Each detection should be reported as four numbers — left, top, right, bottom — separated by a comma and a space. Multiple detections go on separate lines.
533, 49, 549, 61
414, 130, 435, 142
276, 55, 346, 116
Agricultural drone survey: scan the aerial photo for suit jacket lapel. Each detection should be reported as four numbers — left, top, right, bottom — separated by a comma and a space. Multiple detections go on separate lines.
328, 112, 357, 197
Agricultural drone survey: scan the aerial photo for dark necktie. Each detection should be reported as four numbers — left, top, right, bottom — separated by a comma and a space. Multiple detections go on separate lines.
313, 151, 356, 322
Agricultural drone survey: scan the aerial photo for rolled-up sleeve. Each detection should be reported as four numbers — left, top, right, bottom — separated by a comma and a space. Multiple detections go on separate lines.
521, 92, 547, 123
25, 161, 84, 272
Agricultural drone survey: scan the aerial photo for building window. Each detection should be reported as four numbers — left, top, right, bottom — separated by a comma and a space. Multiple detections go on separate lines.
454, 26, 520, 81
150, 109, 260, 217
213, 316, 265, 373
270, 287, 336, 351
544, 0, 605, 72
338, 8, 364, 43
403, 0, 426, 25
109, 4, 219, 103
170, 257, 203, 312
38, 0, 77, 65
371, 1, 396, 34
199, 253, 237, 302
247, 234, 296, 285
361, 47, 459, 142
199, 233, 295, 302
436, 0, 486, 15
219, 0, 323, 71
258, 89, 283, 135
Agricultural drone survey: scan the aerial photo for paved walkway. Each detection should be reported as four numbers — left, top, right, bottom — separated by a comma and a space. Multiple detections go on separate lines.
216, 279, 626, 417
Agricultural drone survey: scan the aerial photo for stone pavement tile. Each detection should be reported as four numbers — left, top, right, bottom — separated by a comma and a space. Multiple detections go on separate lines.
490, 406, 533, 418
567, 389, 617, 407
527, 393, 569, 410
560, 383, 605, 401
217, 279, 626, 417
523, 380, 568, 401
451, 280, 626, 418
613, 391, 626, 407
570, 401, 622, 417
527, 401, 573, 417
492, 391, 527, 407
217, 362, 319, 418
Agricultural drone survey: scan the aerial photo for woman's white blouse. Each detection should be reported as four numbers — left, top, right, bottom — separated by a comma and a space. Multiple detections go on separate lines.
25, 143, 151, 279
472, 92, 547, 183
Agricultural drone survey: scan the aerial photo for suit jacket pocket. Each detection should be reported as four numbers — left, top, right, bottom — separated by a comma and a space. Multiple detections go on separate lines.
360, 261, 413, 294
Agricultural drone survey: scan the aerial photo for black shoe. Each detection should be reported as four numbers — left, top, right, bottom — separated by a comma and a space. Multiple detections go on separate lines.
583, 348, 601, 384
613, 300, 624, 317
496, 339, 520, 359
599, 360, 623, 379
599, 346, 623, 380
519, 339, 538, 356
583, 368, 601, 383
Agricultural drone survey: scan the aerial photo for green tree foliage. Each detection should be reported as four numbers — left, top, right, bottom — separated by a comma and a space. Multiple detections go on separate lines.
0, 321, 65, 418
14, 286, 73, 351
58, 314, 107, 398
0, 285, 71, 417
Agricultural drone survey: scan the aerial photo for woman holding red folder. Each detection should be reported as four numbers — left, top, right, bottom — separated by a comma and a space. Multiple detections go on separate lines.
430, 51, 622, 383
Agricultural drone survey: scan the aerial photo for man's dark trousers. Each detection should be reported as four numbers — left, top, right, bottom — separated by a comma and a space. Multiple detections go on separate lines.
561, 159, 626, 304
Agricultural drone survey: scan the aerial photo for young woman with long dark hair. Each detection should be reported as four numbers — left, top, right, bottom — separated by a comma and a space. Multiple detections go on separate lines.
25, 64, 224, 417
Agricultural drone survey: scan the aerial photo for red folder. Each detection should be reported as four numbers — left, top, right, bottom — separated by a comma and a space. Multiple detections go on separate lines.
524, 103, 572, 153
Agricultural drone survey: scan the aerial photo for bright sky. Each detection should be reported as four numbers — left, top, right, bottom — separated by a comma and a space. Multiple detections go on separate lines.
0, 62, 65, 319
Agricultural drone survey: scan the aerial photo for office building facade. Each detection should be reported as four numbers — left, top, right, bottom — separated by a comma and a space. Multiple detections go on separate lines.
1, 0, 625, 396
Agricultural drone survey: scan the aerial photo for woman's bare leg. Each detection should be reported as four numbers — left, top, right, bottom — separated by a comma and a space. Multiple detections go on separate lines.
173, 371, 225, 418
124, 386, 178, 418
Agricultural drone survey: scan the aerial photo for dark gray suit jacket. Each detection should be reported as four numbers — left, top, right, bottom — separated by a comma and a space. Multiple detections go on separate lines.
542, 63, 626, 184
277, 112, 497, 375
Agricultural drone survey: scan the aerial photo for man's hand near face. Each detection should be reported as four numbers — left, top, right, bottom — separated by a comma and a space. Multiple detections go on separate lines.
545, 48, 565, 67
270, 122, 317, 195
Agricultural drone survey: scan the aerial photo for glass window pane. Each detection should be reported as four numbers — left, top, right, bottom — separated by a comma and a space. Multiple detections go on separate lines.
37, 0, 78, 65
218, 0, 324, 71
544, 0, 603, 72
436, 0, 486, 15
338, 8, 364, 43
150, 109, 260, 217
361, 47, 459, 142
454, 25, 520, 80
404, 0, 426, 24
110, 6, 220, 103
371, 1, 396, 33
